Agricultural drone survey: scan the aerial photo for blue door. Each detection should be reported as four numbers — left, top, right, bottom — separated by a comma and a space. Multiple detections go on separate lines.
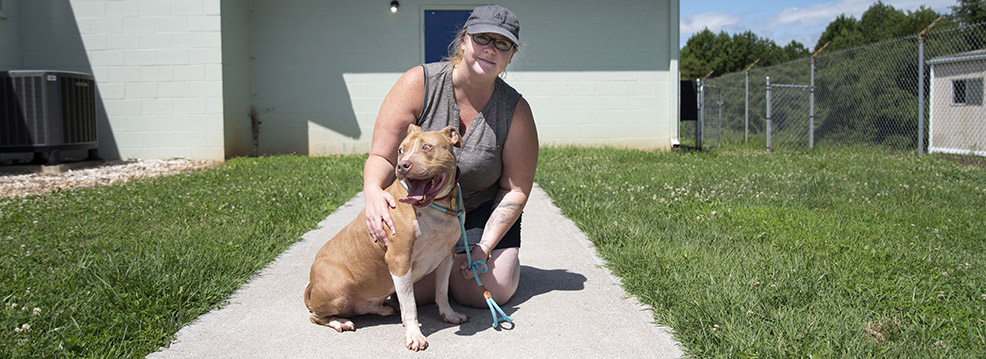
424, 10, 471, 63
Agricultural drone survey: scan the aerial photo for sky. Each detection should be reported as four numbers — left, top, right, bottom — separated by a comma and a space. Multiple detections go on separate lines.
680, 0, 958, 50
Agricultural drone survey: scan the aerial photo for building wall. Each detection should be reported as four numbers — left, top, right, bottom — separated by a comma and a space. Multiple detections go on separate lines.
2, 0, 679, 160
220, 0, 252, 158
0, 0, 21, 69
929, 60, 986, 156
0, 0, 24, 163
10, 0, 226, 161
248, 0, 680, 155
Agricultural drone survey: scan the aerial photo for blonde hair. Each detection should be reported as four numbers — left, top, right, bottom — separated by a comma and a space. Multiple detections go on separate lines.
443, 28, 469, 67
443, 28, 519, 71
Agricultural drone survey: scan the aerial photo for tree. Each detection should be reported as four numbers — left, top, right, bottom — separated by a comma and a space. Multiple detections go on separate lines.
895, 6, 955, 36
680, 28, 718, 80
782, 40, 810, 60
815, 3, 952, 52
681, 28, 807, 79
680, 55, 710, 81
950, 0, 986, 25
815, 14, 864, 51
859, 1, 907, 42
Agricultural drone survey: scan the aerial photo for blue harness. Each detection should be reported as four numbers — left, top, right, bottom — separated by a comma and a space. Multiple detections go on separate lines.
400, 180, 514, 329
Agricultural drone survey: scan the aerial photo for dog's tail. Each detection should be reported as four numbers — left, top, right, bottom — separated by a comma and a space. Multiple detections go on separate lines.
303, 282, 314, 312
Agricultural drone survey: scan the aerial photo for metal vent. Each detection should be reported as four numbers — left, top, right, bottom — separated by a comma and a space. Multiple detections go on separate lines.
60, 76, 97, 144
2, 75, 49, 145
1, 70, 99, 163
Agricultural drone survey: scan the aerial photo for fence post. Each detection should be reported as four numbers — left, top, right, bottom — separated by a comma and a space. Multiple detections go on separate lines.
917, 16, 943, 157
810, 57, 816, 149
697, 78, 704, 150
766, 76, 772, 152
918, 39, 925, 156
718, 89, 723, 149
743, 59, 759, 144
808, 43, 828, 150
745, 70, 749, 143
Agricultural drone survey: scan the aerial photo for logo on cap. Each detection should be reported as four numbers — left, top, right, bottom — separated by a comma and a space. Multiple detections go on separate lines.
494, 11, 505, 23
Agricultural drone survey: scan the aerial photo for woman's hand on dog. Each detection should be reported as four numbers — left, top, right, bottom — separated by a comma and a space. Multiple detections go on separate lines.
365, 188, 396, 246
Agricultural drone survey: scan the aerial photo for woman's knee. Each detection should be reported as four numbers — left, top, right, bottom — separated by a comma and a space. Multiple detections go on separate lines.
452, 248, 520, 306
448, 272, 485, 307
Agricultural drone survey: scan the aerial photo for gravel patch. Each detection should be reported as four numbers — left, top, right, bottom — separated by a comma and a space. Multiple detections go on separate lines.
0, 159, 221, 199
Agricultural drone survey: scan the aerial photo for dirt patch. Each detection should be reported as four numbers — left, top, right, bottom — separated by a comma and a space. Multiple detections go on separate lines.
0, 159, 221, 199
942, 154, 986, 168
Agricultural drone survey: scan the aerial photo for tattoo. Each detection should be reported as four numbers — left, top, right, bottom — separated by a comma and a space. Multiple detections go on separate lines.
488, 200, 523, 226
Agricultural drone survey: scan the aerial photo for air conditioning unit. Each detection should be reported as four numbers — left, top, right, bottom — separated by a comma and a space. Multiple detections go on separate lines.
1, 70, 99, 164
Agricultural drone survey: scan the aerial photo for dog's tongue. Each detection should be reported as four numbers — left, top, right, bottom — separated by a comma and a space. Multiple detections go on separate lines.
399, 179, 430, 204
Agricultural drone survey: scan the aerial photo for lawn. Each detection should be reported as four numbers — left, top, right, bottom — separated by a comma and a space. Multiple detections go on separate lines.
2, 148, 984, 358
535, 147, 985, 357
1, 155, 364, 358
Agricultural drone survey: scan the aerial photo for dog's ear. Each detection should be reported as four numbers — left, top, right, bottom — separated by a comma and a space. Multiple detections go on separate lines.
407, 124, 423, 135
440, 126, 463, 148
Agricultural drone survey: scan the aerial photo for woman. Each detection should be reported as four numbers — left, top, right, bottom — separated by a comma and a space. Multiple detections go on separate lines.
362, 5, 537, 308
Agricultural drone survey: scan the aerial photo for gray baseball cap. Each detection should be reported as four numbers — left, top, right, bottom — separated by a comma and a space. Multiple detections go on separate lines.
464, 5, 520, 46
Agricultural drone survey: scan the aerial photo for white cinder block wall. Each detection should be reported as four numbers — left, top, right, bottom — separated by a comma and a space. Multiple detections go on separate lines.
248, 0, 680, 155
5, 0, 225, 161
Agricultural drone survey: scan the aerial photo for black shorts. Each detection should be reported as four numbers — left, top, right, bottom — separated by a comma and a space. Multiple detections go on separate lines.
454, 201, 522, 254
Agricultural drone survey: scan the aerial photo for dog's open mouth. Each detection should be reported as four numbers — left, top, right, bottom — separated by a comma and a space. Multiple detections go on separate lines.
399, 173, 449, 207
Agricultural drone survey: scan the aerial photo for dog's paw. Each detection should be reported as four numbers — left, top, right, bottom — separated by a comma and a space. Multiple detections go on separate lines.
440, 311, 469, 324
328, 318, 355, 332
378, 305, 396, 316
405, 332, 428, 351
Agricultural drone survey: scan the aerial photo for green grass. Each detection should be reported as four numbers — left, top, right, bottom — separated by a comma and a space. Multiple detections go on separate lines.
536, 147, 986, 358
3, 149, 984, 358
0, 155, 364, 358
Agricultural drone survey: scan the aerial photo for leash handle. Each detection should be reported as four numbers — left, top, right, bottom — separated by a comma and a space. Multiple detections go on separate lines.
468, 259, 487, 286
456, 184, 513, 329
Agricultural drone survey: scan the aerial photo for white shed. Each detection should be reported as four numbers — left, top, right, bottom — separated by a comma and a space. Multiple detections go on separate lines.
928, 48, 986, 157
0, 0, 681, 161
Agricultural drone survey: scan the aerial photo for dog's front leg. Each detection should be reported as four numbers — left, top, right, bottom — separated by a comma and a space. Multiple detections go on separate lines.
435, 254, 468, 324
392, 269, 428, 351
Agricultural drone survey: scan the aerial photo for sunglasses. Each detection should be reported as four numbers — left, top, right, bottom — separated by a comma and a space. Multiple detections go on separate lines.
471, 34, 515, 52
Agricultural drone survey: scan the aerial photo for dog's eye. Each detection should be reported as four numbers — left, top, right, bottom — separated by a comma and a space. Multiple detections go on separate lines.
398, 148, 404, 154
422, 144, 433, 151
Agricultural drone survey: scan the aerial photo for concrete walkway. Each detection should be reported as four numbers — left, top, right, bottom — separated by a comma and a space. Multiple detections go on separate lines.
147, 185, 684, 358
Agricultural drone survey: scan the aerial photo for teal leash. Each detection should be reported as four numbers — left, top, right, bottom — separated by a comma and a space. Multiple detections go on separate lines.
452, 184, 513, 329
399, 180, 513, 328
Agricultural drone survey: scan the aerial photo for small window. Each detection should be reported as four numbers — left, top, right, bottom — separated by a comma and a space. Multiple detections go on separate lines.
952, 78, 984, 106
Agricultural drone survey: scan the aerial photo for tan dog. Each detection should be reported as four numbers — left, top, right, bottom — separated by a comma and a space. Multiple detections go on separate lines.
305, 124, 468, 351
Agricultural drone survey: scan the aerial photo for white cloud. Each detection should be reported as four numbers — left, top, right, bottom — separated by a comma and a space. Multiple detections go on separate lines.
769, 0, 955, 47
883, 0, 957, 12
680, 0, 957, 49
774, 0, 871, 26
775, 0, 956, 27
681, 12, 742, 34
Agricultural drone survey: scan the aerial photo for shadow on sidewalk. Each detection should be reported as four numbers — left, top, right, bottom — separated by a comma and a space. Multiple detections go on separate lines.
318, 265, 587, 336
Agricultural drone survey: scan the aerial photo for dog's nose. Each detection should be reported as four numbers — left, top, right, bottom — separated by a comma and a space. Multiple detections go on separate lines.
398, 160, 412, 172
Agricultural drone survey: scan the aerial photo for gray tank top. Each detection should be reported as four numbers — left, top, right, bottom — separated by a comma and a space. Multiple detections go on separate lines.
417, 62, 522, 212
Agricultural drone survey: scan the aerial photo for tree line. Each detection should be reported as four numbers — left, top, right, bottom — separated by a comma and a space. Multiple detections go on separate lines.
681, 0, 985, 80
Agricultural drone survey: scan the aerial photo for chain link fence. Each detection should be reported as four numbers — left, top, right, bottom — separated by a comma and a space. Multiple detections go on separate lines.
925, 22, 986, 156
690, 21, 986, 155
